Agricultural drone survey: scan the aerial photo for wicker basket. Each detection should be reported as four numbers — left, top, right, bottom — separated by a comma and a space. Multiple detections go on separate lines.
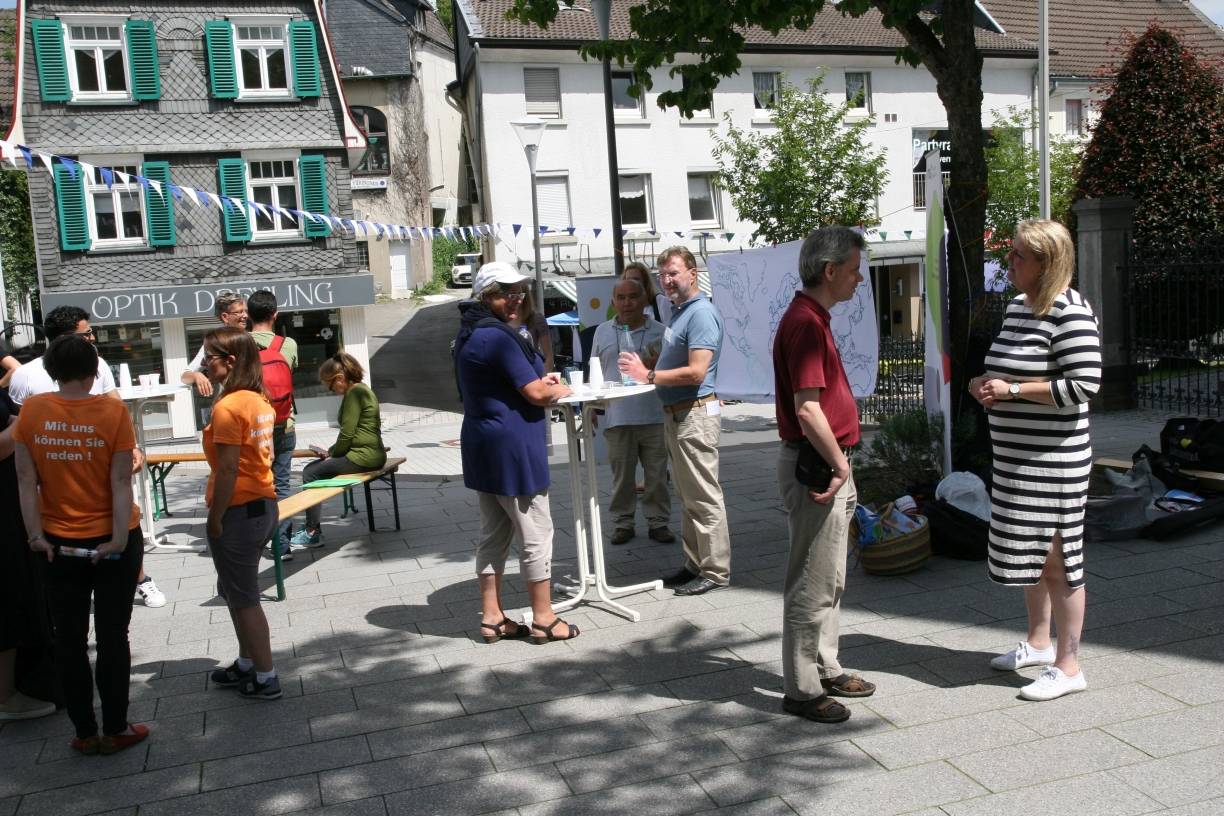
852, 514, 931, 576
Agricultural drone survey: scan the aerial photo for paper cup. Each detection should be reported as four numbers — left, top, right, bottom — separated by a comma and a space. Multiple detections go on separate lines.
150, 372, 161, 386
567, 370, 585, 387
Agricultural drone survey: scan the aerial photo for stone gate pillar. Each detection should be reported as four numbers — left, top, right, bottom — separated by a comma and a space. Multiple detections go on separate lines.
1073, 196, 1136, 411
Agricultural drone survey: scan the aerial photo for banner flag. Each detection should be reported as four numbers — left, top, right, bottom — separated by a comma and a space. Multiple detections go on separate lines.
18, 146, 33, 168
922, 148, 953, 477
61, 157, 79, 181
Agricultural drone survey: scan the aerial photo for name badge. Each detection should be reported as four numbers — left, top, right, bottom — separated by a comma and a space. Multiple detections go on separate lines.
663, 326, 674, 344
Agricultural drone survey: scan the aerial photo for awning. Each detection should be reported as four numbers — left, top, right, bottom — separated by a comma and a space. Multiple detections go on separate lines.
546, 309, 580, 326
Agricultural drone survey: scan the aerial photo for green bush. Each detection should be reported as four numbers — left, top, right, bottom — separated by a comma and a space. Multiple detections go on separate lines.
417, 235, 479, 296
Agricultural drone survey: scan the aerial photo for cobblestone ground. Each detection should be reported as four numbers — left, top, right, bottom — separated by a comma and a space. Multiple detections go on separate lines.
2, 407, 1222, 816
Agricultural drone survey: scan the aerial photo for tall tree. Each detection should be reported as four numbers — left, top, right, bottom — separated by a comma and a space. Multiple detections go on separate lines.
711, 73, 888, 245
509, 0, 995, 461
1074, 25, 1224, 257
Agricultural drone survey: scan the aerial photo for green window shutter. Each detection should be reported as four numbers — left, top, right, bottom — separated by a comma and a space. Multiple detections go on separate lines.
53, 161, 91, 251
141, 161, 175, 247
288, 20, 322, 98
126, 20, 161, 100
31, 19, 71, 102
298, 154, 331, 238
216, 158, 251, 242
204, 20, 238, 99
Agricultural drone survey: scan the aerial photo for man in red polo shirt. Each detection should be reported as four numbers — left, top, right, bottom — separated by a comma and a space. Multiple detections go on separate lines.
773, 226, 876, 725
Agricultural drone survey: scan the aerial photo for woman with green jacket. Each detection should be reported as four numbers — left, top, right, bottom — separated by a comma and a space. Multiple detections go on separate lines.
287, 352, 385, 550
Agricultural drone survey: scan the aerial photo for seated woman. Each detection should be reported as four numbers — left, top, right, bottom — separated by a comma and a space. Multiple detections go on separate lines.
288, 352, 385, 549
13, 335, 147, 753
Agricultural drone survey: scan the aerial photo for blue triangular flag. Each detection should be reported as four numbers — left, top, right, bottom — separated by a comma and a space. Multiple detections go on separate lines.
61, 157, 79, 181
593, 228, 602, 239
100, 167, 114, 188
137, 175, 151, 191
17, 146, 33, 169
196, 190, 212, 208
566, 227, 576, 236
539, 226, 548, 236
512, 224, 522, 237
169, 183, 184, 202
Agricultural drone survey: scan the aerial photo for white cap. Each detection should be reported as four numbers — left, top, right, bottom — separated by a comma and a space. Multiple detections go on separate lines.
472, 261, 529, 298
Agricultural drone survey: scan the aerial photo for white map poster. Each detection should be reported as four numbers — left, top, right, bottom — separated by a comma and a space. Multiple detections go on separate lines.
707, 239, 878, 401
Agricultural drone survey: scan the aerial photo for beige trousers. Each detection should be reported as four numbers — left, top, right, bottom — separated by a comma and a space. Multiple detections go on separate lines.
663, 406, 731, 584
777, 445, 857, 698
604, 423, 671, 531
475, 491, 554, 583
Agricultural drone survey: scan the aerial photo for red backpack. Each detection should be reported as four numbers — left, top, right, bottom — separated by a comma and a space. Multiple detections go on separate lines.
260, 335, 295, 424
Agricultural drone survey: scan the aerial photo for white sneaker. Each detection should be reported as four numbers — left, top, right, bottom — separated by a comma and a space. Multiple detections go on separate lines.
136, 577, 167, 608
0, 691, 56, 721
1019, 666, 1087, 701
990, 641, 1055, 671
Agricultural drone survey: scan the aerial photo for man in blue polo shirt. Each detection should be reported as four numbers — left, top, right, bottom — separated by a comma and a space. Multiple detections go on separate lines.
620, 246, 730, 596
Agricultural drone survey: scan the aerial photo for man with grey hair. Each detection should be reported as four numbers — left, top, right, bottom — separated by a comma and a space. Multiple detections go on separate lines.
181, 293, 248, 396
773, 226, 874, 725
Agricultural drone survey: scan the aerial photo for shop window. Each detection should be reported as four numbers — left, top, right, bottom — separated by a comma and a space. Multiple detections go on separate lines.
352, 106, 390, 174
687, 173, 720, 228
215, 153, 329, 242
204, 18, 320, 100
845, 71, 871, 115
31, 16, 160, 103
618, 174, 653, 230
753, 71, 780, 111
610, 71, 643, 118
523, 67, 561, 118
93, 322, 172, 439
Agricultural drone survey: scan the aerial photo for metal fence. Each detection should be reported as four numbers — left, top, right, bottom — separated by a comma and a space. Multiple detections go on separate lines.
1128, 257, 1224, 417
860, 335, 926, 423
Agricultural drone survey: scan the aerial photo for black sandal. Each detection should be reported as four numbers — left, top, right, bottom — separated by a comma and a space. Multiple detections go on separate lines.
782, 695, 851, 723
530, 618, 580, 644
480, 618, 529, 644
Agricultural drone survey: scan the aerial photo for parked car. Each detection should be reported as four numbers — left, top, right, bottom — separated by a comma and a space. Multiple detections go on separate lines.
451, 253, 482, 287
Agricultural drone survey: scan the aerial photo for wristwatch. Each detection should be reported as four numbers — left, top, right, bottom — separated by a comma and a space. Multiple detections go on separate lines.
647, 370, 656, 384
1008, 382, 1021, 399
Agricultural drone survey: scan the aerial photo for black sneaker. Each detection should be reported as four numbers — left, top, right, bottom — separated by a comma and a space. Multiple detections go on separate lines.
210, 661, 252, 688
238, 674, 283, 700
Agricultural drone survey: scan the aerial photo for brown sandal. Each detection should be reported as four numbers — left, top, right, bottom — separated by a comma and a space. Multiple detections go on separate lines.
530, 618, 580, 644
820, 673, 876, 698
782, 695, 851, 723
480, 618, 529, 644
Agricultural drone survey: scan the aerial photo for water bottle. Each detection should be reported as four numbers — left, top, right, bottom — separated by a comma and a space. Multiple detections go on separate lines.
617, 324, 637, 385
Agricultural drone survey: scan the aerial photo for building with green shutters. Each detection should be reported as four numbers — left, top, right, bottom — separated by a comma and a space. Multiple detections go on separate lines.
6, 1, 374, 438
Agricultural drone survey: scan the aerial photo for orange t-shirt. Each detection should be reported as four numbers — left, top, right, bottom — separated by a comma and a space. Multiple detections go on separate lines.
203, 389, 276, 508
14, 393, 140, 538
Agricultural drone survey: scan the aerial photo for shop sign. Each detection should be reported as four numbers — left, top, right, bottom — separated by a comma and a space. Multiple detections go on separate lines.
351, 177, 389, 190
41, 274, 376, 326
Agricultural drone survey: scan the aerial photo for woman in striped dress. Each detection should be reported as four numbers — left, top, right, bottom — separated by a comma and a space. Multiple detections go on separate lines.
969, 219, 1101, 702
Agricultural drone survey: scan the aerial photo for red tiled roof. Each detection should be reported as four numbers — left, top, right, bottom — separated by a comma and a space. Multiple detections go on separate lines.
461, 0, 1035, 54
986, 0, 1224, 78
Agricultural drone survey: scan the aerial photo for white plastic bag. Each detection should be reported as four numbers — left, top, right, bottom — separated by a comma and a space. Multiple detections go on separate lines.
935, 472, 990, 522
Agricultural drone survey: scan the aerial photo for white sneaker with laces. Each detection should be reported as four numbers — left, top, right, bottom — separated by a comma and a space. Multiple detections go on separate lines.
1019, 666, 1087, 701
990, 641, 1055, 671
136, 577, 167, 608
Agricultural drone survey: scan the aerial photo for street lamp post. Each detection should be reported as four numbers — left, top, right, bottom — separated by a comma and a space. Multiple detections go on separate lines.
591, 0, 624, 275
511, 117, 548, 315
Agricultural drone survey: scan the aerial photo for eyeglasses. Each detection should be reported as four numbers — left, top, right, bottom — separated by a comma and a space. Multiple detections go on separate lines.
495, 288, 527, 300
658, 268, 694, 280
75, 328, 96, 338
203, 351, 228, 362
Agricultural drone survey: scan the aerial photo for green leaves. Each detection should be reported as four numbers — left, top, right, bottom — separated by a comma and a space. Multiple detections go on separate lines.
711, 73, 888, 244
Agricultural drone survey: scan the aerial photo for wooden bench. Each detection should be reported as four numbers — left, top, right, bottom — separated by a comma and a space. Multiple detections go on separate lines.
1093, 456, 1224, 492
146, 449, 320, 519
269, 457, 406, 600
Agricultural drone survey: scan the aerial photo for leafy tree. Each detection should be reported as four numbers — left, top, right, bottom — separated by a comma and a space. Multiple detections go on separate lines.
1074, 25, 1224, 256
508, 0, 995, 466
0, 170, 38, 312
710, 73, 887, 244
984, 106, 1082, 266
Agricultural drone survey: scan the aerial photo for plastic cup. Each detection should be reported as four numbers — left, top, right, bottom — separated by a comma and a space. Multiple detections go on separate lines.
567, 370, 584, 387
150, 372, 161, 387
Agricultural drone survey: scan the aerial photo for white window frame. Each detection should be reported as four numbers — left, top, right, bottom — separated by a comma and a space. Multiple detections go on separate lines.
523, 66, 562, 119
845, 71, 872, 117
752, 71, 781, 113
618, 173, 654, 231
686, 172, 721, 229
81, 153, 147, 249
61, 14, 132, 102
244, 150, 302, 241
610, 70, 644, 119
534, 172, 572, 234
1065, 98, 1084, 136
230, 15, 293, 100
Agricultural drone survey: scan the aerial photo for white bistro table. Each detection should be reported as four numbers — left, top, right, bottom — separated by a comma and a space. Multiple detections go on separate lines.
118, 383, 196, 551
553, 382, 664, 621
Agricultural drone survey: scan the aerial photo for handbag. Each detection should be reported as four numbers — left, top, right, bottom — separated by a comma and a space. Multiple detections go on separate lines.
794, 438, 834, 491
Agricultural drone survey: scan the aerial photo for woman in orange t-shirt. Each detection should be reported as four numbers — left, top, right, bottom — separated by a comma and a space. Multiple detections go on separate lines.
13, 335, 148, 755
200, 327, 281, 700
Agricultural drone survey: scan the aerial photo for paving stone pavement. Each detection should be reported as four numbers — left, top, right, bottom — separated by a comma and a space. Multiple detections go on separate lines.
2, 407, 1222, 815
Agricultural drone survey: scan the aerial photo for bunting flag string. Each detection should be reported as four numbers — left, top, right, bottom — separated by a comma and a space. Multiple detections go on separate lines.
0, 139, 748, 250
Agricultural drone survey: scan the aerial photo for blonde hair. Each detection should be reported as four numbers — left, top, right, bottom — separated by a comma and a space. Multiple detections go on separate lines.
1015, 219, 1075, 318
622, 261, 658, 301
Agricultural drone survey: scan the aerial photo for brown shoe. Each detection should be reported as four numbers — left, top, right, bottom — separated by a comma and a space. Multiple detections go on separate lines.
610, 528, 634, 545
648, 527, 675, 543
820, 674, 876, 698
782, 695, 850, 723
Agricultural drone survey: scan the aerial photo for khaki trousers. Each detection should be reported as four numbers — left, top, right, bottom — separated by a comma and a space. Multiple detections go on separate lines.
664, 406, 731, 584
604, 423, 671, 531
475, 491, 554, 583
777, 445, 857, 699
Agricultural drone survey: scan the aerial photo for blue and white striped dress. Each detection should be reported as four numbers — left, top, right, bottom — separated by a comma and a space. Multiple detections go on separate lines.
983, 289, 1102, 587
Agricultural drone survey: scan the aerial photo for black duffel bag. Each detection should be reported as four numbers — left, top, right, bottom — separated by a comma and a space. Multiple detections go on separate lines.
1161, 417, 1224, 472
924, 498, 989, 560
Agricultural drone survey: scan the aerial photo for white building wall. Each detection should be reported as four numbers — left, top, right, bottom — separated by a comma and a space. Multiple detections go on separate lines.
477, 48, 1034, 267
418, 42, 465, 223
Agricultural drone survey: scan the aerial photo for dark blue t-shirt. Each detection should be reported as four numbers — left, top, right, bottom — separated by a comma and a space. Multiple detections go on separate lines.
457, 326, 549, 496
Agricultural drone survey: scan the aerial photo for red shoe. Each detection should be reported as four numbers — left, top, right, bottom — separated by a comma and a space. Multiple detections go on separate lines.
71, 735, 100, 755
99, 723, 149, 755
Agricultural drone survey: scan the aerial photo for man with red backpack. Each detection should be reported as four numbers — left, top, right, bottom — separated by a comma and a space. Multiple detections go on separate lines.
247, 291, 298, 559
